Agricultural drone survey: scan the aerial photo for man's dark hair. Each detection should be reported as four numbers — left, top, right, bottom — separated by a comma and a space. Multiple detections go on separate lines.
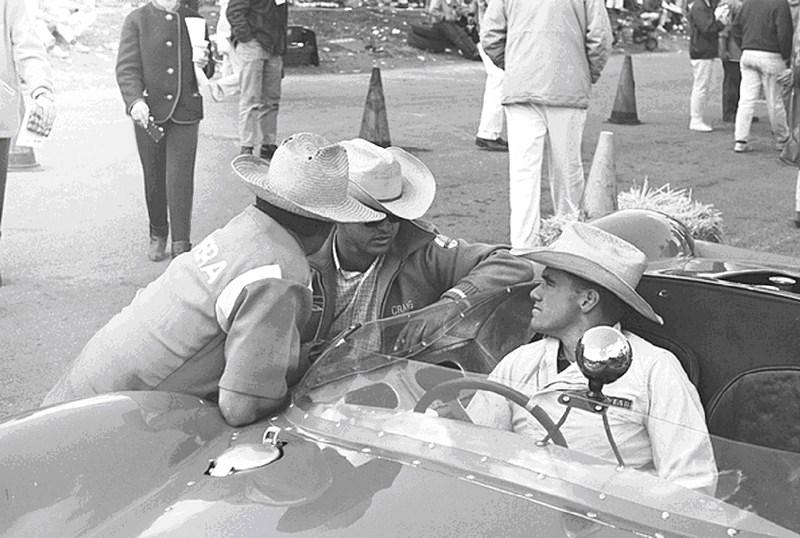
568, 273, 630, 323
255, 197, 333, 237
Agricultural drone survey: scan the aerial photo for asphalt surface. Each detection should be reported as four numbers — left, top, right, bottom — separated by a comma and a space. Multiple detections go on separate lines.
2, 51, 799, 418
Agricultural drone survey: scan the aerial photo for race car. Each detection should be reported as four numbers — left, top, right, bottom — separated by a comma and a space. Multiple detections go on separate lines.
2, 209, 798, 537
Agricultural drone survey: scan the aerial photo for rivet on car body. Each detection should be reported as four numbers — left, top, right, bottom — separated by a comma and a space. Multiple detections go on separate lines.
654, 533, 665, 538
562, 395, 571, 403
524, 493, 533, 498
377, 431, 385, 438
586, 512, 597, 518
616, 465, 625, 472
186, 481, 196, 487
428, 442, 436, 449
284, 426, 294, 432
336, 421, 342, 428
303, 413, 309, 419
465, 474, 475, 480
479, 456, 488, 463
270, 416, 278, 422
727, 530, 739, 537
412, 459, 421, 465
538, 473, 546, 480
361, 447, 372, 453
661, 511, 670, 520
535, 440, 547, 447
657, 289, 669, 298
598, 493, 606, 500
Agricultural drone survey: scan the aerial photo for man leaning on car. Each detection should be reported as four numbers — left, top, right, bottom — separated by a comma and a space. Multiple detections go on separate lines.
41, 133, 384, 427
467, 222, 719, 494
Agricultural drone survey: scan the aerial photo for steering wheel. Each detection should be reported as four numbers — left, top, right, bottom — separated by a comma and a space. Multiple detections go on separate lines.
413, 378, 568, 448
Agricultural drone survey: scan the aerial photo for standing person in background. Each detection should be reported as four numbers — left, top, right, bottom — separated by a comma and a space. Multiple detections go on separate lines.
0, 0, 56, 287
116, 0, 215, 261
716, 0, 745, 123
480, 0, 612, 250
209, 0, 241, 102
473, 0, 507, 152
730, 0, 793, 153
226, 0, 288, 162
688, 0, 723, 132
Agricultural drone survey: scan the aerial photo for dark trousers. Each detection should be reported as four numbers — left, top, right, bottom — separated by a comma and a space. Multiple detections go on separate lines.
0, 138, 10, 237
722, 60, 741, 122
433, 21, 479, 60
133, 120, 198, 243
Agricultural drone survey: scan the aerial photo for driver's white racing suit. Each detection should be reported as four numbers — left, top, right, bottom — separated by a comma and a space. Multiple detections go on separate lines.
467, 327, 718, 494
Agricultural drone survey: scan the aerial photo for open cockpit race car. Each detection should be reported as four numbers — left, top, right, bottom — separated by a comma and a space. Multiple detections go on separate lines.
2, 209, 799, 537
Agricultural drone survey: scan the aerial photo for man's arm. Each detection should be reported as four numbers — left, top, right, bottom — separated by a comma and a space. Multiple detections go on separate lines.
115, 12, 145, 114
584, 0, 613, 83
10, 0, 54, 98
775, 1, 794, 63
646, 352, 718, 494
216, 276, 311, 427
479, 0, 507, 69
226, 0, 253, 44
417, 232, 535, 301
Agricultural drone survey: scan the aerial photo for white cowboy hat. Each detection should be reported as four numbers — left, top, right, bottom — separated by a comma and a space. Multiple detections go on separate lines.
339, 138, 436, 220
231, 133, 384, 223
515, 222, 663, 325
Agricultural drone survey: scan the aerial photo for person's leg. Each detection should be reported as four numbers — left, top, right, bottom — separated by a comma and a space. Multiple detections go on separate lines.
544, 106, 587, 217
236, 41, 267, 153
760, 53, 790, 147
0, 138, 9, 285
475, 43, 506, 149
434, 20, 479, 60
164, 121, 198, 256
722, 60, 738, 122
505, 102, 547, 250
794, 169, 800, 227
689, 58, 713, 130
734, 51, 761, 147
258, 52, 283, 159
134, 123, 169, 260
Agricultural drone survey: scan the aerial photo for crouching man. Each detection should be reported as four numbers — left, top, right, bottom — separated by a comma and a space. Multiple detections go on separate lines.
467, 222, 718, 494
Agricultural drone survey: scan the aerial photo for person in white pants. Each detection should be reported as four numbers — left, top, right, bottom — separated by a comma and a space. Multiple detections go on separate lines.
209, 0, 241, 101
474, 0, 506, 152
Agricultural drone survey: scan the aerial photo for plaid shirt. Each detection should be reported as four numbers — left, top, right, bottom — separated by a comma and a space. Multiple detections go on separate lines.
328, 246, 385, 340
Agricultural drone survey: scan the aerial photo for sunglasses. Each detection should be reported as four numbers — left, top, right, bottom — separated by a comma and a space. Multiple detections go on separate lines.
364, 214, 402, 227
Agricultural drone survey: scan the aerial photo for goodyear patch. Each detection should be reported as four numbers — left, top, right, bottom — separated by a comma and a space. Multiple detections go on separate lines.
434, 234, 458, 249
606, 396, 633, 410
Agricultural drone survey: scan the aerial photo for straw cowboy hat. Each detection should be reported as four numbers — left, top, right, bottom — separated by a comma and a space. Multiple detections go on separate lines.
339, 138, 436, 220
516, 222, 663, 325
231, 133, 385, 223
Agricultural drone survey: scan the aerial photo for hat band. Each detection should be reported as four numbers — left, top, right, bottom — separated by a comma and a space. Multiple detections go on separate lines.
376, 191, 404, 203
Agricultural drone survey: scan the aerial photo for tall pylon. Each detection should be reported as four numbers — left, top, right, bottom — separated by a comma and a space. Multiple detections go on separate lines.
359, 67, 391, 147
608, 55, 640, 125
581, 131, 617, 220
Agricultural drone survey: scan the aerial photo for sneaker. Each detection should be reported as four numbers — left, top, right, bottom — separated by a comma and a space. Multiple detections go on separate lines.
148, 235, 168, 262
689, 121, 713, 132
733, 141, 750, 153
475, 136, 509, 152
260, 144, 278, 161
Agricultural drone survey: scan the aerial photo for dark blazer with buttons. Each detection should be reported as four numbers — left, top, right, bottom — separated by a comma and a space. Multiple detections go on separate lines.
115, 2, 215, 124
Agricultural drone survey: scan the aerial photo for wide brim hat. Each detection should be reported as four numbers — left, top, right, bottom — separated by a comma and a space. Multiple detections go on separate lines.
340, 138, 436, 220
231, 133, 385, 223
515, 222, 663, 325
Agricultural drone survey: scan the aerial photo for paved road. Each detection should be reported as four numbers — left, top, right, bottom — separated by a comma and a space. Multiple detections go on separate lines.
1, 51, 797, 417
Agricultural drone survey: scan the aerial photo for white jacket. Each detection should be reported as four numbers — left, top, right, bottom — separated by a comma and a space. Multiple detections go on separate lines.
467, 329, 719, 494
480, 0, 612, 109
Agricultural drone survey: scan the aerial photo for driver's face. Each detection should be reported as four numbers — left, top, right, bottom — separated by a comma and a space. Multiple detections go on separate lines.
336, 216, 402, 259
529, 267, 584, 336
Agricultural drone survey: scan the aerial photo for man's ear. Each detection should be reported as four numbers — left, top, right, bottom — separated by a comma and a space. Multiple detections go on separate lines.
579, 288, 601, 314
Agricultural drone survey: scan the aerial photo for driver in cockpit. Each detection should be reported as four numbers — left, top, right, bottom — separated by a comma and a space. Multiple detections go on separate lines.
466, 222, 719, 494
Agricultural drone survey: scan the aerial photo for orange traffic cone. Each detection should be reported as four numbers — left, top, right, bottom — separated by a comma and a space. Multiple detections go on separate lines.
608, 55, 640, 125
359, 67, 391, 147
8, 144, 41, 171
581, 131, 618, 220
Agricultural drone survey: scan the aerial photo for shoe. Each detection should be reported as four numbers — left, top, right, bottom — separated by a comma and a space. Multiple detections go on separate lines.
475, 137, 509, 152
260, 144, 278, 161
733, 141, 750, 153
148, 235, 168, 262
240, 146, 254, 156
209, 81, 224, 102
689, 121, 713, 132
171, 240, 192, 258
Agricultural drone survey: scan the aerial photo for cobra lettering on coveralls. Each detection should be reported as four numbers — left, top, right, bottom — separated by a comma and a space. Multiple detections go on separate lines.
195, 236, 227, 284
